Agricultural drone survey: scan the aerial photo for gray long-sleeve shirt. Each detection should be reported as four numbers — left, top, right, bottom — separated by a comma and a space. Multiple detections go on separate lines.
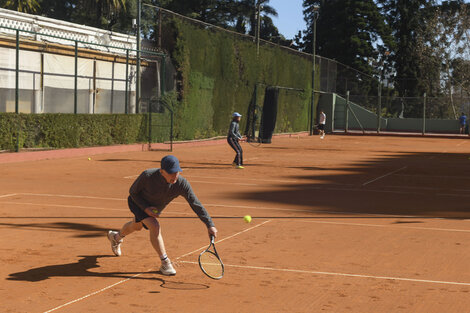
228, 120, 242, 140
129, 168, 214, 228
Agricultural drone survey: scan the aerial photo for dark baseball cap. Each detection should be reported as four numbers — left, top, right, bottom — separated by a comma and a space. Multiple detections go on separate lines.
161, 155, 182, 174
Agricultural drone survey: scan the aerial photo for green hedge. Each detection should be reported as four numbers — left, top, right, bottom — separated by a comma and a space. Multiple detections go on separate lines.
0, 113, 149, 151
168, 19, 314, 140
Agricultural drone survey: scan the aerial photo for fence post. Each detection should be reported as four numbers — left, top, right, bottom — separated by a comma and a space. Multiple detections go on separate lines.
74, 40, 78, 114
422, 92, 426, 135
136, 0, 141, 113
15, 29, 19, 114
15, 29, 20, 152
125, 49, 129, 114
345, 91, 349, 133
160, 55, 166, 97
377, 80, 382, 133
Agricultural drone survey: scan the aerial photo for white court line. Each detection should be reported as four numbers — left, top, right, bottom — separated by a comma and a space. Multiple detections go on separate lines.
438, 193, 470, 198
43, 274, 142, 313
0, 193, 16, 198
0, 201, 196, 216
394, 174, 470, 180
176, 220, 271, 260
177, 261, 470, 287
362, 166, 407, 186
0, 201, 128, 212
456, 141, 467, 147
124, 174, 298, 184
285, 219, 470, 233
123, 174, 138, 179
184, 175, 298, 184
190, 180, 259, 186
20, 193, 123, 201
3, 193, 468, 220
42, 220, 271, 313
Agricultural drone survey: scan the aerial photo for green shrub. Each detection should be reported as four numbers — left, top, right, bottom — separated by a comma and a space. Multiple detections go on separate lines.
0, 113, 149, 151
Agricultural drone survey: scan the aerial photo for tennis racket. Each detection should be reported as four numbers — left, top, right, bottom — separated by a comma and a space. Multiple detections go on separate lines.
246, 135, 261, 147
198, 235, 224, 280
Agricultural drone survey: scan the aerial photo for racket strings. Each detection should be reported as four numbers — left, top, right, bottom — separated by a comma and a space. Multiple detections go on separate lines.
199, 251, 223, 278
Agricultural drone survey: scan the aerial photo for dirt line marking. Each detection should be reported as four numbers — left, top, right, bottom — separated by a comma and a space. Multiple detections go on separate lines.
281, 219, 470, 233
362, 166, 407, 186
178, 261, 470, 287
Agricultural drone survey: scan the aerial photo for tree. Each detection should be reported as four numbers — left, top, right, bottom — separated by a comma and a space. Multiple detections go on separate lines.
71, 0, 127, 29
302, 0, 394, 73
228, 0, 278, 37
378, 0, 436, 99
414, 1, 470, 117
0, 0, 40, 13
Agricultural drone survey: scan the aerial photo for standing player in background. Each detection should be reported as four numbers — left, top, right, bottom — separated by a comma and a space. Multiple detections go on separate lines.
227, 112, 245, 169
459, 112, 467, 134
318, 110, 326, 139
107, 155, 218, 276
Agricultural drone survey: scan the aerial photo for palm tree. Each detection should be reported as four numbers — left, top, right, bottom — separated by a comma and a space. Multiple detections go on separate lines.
230, 0, 277, 36
0, 0, 40, 13
76, 0, 127, 29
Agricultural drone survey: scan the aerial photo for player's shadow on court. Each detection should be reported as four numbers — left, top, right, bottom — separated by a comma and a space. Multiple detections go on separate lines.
0, 221, 112, 238
7, 255, 209, 290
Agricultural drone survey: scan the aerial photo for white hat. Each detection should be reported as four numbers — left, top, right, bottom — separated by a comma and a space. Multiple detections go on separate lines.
232, 112, 242, 117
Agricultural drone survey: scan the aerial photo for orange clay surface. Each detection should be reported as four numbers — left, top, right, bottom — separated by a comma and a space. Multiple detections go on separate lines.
0, 134, 469, 313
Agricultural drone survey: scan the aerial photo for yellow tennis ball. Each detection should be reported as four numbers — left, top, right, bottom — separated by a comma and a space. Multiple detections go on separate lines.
88, 157, 91, 160
243, 215, 252, 223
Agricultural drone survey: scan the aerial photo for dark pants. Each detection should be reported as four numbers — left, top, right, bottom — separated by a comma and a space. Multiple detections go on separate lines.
227, 137, 243, 166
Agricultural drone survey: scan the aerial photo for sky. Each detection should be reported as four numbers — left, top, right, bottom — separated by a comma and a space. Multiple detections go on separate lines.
269, 0, 306, 39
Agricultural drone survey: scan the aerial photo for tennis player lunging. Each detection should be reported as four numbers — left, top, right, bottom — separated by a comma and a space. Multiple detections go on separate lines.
227, 112, 245, 169
107, 155, 218, 276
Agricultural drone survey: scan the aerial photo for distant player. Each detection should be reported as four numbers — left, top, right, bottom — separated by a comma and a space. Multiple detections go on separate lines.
459, 112, 467, 134
107, 155, 218, 276
227, 112, 245, 169
318, 110, 326, 139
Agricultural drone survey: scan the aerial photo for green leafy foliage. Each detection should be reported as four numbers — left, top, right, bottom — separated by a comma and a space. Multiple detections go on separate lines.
0, 113, 149, 151
168, 18, 313, 140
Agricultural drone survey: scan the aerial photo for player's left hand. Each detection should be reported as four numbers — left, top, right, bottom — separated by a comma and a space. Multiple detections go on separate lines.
208, 226, 218, 238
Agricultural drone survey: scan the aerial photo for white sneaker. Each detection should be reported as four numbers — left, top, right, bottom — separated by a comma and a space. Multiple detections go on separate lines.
107, 230, 123, 256
160, 259, 176, 275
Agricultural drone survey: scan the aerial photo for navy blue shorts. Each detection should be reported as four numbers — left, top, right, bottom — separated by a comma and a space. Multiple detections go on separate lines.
318, 124, 325, 130
128, 196, 149, 229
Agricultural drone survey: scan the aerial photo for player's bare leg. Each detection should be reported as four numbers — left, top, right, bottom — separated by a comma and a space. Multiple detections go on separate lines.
143, 217, 176, 275
108, 219, 142, 256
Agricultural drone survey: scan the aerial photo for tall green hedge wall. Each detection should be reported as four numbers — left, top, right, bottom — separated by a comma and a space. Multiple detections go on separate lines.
168, 19, 314, 140
0, 113, 149, 151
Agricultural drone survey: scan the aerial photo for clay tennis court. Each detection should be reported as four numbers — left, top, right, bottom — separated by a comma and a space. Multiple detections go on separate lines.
1, 134, 469, 312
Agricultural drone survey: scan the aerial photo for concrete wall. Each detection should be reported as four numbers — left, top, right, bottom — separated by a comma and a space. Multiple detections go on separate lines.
387, 118, 460, 133
319, 92, 462, 134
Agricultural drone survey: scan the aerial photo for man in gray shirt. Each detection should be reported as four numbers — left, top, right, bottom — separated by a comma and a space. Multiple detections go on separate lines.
107, 155, 218, 275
